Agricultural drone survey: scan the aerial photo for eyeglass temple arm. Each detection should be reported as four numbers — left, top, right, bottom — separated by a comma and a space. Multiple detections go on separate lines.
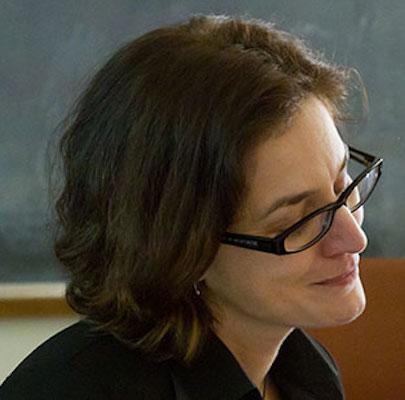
348, 145, 376, 165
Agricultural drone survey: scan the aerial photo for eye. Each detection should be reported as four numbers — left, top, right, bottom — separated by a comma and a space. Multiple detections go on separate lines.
334, 173, 352, 196
334, 184, 345, 196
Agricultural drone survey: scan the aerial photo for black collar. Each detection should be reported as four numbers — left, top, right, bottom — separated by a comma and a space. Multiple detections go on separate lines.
170, 329, 344, 400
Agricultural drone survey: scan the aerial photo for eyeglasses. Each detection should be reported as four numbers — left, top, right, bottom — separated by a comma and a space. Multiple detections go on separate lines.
221, 146, 383, 255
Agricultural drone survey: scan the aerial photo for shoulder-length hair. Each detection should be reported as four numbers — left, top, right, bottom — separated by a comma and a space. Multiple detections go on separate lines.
50, 14, 361, 363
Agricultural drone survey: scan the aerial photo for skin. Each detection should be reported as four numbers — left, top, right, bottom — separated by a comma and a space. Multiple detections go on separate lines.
202, 95, 368, 396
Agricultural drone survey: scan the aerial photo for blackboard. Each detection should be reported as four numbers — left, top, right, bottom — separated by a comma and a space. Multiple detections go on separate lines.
1, 0, 404, 283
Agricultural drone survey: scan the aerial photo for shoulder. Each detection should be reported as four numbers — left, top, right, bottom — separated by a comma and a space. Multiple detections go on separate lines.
295, 329, 340, 375
0, 320, 174, 400
273, 329, 344, 399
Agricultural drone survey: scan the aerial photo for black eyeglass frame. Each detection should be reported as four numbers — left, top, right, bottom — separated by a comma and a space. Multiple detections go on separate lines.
221, 146, 383, 255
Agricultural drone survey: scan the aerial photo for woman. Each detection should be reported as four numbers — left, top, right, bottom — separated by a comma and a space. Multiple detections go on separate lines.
1, 15, 382, 399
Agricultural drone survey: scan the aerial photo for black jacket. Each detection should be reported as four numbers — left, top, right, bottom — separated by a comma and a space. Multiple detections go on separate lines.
0, 319, 344, 399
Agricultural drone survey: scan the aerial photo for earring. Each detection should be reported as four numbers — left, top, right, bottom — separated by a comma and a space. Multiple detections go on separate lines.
193, 282, 201, 296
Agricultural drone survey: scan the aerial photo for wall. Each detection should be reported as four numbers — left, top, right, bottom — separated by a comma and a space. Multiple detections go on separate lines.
0, 316, 79, 384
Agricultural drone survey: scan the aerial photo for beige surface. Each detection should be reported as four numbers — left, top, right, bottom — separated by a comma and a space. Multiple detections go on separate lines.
0, 316, 79, 384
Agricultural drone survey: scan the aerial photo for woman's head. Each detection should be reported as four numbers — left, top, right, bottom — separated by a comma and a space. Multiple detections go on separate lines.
203, 95, 369, 345
52, 15, 358, 362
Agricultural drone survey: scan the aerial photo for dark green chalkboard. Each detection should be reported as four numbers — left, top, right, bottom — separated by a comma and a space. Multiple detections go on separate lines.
1, 0, 403, 283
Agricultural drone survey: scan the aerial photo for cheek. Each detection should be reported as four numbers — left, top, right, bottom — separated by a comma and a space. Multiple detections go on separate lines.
204, 248, 267, 298
202, 246, 311, 318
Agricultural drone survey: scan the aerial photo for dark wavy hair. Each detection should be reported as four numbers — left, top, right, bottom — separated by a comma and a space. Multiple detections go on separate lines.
49, 14, 361, 363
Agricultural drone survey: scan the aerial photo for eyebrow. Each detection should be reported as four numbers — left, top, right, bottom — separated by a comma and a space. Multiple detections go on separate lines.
258, 144, 350, 221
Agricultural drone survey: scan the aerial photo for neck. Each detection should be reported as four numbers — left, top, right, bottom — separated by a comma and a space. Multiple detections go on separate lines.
213, 314, 293, 393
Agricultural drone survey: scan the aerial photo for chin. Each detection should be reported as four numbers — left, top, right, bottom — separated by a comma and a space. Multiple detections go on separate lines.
304, 279, 367, 329
324, 282, 367, 327
329, 303, 366, 326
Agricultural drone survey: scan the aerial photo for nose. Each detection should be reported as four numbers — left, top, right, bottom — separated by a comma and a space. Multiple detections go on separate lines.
320, 205, 368, 257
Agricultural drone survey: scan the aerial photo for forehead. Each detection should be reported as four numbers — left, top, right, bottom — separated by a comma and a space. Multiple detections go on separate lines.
240, 96, 346, 220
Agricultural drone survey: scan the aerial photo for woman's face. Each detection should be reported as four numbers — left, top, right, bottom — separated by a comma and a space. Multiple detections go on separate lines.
203, 95, 368, 332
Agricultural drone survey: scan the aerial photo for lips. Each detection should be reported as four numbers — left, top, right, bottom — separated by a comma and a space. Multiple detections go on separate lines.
314, 265, 358, 285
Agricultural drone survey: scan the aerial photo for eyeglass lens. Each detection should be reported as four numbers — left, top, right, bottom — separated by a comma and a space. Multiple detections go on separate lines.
284, 162, 379, 253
